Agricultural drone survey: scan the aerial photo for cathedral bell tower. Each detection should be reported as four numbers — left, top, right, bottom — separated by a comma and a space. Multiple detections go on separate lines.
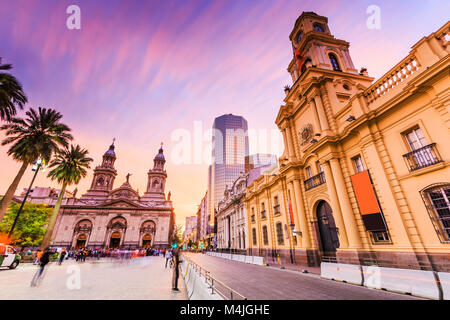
288, 12, 361, 83
142, 144, 167, 201
81, 140, 118, 200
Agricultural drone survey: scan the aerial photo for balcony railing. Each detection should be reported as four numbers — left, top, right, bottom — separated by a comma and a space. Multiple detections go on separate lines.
273, 205, 281, 215
304, 172, 326, 191
403, 143, 443, 172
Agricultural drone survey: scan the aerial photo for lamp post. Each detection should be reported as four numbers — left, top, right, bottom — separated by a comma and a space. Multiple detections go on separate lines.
8, 159, 44, 238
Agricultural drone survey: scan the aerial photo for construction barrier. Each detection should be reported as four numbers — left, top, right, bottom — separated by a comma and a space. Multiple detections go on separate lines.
438, 272, 450, 300
206, 252, 266, 266
361, 265, 440, 300
180, 259, 224, 300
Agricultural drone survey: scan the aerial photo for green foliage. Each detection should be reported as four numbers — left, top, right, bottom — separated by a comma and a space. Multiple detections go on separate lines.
47, 144, 93, 185
1, 107, 73, 164
0, 201, 52, 247
0, 58, 28, 121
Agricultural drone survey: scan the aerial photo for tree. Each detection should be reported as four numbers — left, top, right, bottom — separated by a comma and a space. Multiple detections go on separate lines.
0, 107, 73, 222
172, 224, 184, 247
0, 58, 28, 121
40, 145, 93, 249
0, 201, 52, 247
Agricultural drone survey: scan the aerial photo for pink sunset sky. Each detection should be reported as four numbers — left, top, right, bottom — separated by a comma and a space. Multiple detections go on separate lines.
0, 0, 449, 226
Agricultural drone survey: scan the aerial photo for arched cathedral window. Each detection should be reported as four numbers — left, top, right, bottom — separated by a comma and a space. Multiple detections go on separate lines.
329, 53, 341, 71
313, 23, 325, 32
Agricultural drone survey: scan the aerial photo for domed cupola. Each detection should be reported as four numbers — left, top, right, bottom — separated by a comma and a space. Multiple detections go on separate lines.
153, 143, 166, 171
142, 143, 168, 201
102, 139, 117, 168
81, 139, 118, 201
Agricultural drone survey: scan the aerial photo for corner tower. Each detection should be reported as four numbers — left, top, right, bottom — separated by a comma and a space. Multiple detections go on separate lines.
81, 140, 118, 200
142, 144, 167, 201
288, 12, 360, 83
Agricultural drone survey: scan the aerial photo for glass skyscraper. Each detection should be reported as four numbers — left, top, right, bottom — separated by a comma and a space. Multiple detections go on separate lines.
210, 114, 249, 213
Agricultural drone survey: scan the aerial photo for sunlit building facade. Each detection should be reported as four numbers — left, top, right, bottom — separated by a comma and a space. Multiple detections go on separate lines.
245, 12, 450, 271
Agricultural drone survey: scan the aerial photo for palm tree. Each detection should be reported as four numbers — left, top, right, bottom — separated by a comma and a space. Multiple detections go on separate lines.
0, 107, 73, 221
0, 58, 28, 121
40, 145, 93, 249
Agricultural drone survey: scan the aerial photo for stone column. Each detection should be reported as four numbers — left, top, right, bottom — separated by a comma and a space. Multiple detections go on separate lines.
329, 158, 362, 249
313, 95, 330, 133
322, 161, 349, 248
309, 98, 322, 132
292, 179, 311, 249
285, 127, 297, 161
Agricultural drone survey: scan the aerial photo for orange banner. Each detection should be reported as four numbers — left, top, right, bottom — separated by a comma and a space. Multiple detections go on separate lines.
351, 170, 380, 215
288, 200, 295, 225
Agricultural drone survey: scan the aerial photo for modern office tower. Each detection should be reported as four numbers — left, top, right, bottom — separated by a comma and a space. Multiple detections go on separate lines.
210, 114, 249, 213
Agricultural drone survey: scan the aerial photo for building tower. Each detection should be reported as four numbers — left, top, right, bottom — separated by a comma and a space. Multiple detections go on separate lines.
288, 12, 360, 83
81, 140, 118, 200
210, 114, 249, 212
142, 144, 167, 201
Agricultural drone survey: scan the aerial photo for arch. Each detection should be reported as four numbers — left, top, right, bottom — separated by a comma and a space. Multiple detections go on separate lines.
315, 200, 340, 256
313, 22, 325, 32
328, 53, 341, 71
295, 30, 303, 44
71, 219, 93, 249
420, 182, 450, 242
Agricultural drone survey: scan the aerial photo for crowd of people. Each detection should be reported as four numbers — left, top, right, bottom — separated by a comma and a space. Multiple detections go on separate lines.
29, 246, 183, 290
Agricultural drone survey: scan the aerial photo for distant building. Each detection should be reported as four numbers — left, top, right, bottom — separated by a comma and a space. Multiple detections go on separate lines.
50, 143, 175, 250
13, 187, 75, 207
216, 165, 272, 252
184, 216, 198, 243
211, 114, 249, 214
245, 154, 277, 173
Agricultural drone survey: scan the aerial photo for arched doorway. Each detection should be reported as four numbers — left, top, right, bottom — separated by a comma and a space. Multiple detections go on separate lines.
316, 201, 340, 256
76, 234, 87, 249
139, 220, 156, 249
142, 234, 152, 248
110, 232, 121, 248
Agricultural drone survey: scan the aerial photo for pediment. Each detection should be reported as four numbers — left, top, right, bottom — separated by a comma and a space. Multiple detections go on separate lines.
100, 199, 140, 209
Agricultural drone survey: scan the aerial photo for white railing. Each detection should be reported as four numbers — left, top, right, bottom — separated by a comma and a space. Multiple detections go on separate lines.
365, 54, 421, 105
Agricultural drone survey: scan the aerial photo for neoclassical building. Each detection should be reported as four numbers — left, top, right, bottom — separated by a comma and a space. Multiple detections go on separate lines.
246, 12, 450, 271
51, 143, 175, 250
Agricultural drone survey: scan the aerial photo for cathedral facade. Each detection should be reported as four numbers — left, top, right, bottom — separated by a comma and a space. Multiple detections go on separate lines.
51, 143, 175, 250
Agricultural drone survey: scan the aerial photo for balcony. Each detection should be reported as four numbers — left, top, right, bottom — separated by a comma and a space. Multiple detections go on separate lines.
261, 210, 266, 219
403, 143, 443, 172
273, 205, 281, 215
304, 172, 326, 191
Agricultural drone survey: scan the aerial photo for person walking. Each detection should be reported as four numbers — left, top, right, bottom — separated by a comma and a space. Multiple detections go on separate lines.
58, 249, 67, 265
171, 248, 183, 292
31, 247, 52, 287
165, 249, 173, 269
34, 249, 43, 265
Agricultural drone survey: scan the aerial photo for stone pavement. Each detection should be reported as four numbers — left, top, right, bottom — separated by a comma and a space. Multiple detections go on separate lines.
0, 256, 187, 300
184, 253, 423, 300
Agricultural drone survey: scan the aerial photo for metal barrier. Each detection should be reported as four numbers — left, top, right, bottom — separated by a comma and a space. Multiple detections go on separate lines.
182, 255, 247, 300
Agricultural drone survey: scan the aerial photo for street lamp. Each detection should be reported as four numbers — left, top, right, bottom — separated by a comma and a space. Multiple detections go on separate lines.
8, 158, 45, 238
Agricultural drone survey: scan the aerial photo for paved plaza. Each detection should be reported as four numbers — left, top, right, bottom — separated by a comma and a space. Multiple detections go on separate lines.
0, 256, 187, 300
183, 253, 423, 300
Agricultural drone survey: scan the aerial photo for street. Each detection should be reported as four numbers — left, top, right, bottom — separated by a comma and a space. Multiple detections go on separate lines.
0, 256, 187, 300
183, 253, 423, 300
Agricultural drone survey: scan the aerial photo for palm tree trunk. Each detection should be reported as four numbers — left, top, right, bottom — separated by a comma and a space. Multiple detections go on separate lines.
41, 182, 67, 250
0, 161, 29, 222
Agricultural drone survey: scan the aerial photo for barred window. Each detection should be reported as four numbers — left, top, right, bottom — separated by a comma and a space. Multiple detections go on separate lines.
262, 226, 269, 245
422, 184, 450, 241
252, 228, 257, 246
276, 222, 284, 245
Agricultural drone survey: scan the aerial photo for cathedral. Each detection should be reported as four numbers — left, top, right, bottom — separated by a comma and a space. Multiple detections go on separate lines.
51, 142, 175, 250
